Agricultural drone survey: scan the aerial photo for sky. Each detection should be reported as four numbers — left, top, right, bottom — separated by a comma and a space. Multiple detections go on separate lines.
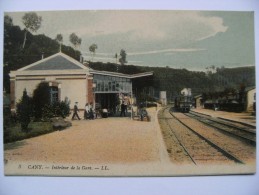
6, 10, 255, 71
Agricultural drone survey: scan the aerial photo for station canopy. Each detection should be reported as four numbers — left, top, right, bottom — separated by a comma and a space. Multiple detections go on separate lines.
90, 70, 153, 94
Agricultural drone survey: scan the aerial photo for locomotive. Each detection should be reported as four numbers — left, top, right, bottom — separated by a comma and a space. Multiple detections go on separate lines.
174, 88, 193, 112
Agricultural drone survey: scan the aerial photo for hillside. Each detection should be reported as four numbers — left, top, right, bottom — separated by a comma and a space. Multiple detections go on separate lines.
3, 16, 255, 102
88, 61, 255, 101
4, 19, 81, 92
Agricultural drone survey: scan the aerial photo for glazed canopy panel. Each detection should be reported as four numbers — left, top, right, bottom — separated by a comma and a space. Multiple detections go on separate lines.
93, 74, 131, 93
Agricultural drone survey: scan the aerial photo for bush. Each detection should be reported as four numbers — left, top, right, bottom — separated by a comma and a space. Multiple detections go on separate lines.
4, 121, 53, 143
3, 106, 11, 140
42, 99, 71, 120
16, 89, 33, 132
3, 93, 11, 138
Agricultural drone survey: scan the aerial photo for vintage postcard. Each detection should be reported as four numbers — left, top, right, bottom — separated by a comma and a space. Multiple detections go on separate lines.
3, 10, 256, 176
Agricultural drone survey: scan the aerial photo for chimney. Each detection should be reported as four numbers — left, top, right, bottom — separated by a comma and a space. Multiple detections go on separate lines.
80, 55, 84, 63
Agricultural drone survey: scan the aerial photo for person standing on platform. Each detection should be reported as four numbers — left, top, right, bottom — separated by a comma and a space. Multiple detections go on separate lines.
120, 102, 126, 117
89, 102, 95, 120
124, 99, 128, 114
72, 102, 81, 120
84, 103, 90, 119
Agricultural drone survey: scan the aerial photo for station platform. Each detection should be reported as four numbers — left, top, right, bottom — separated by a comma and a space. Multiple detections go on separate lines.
5, 107, 169, 167
191, 108, 256, 128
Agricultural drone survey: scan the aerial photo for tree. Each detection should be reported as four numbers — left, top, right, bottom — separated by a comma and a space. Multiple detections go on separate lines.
114, 53, 118, 64
69, 33, 82, 50
89, 43, 98, 61
114, 53, 119, 72
119, 49, 127, 65
4, 15, 13, 67
16, 89, 33, 132
4, 15, 13, 26
55, 34, 63, 52
22, 12, 42, 49
32, 82, 51, 120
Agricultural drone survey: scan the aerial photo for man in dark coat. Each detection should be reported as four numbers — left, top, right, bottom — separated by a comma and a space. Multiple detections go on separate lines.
72, 102, 81, 120
120, 102, 126, 117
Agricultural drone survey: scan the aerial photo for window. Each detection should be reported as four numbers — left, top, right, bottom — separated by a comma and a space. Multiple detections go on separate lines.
93, 74, 132, 93
50, 86, 59, 103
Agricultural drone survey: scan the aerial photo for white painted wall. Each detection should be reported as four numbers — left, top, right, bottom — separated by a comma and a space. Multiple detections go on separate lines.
247, 88, 256, 110
159, 91, 167, 105
15, 78, 87, 110
15, 80, 43, 100
59, 79, 86, 109
181, 88, 192, 96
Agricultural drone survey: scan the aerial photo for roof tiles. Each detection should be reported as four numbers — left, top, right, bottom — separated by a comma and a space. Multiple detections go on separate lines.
27, 55, 82, 70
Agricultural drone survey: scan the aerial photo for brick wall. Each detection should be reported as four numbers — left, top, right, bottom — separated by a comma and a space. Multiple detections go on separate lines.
87, 78, 94, 104
10, 80, 15, 109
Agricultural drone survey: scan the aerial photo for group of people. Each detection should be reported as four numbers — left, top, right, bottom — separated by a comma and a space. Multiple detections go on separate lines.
72, 100, 130, 120
71, 102, 94, 120
84, 103, 95, 120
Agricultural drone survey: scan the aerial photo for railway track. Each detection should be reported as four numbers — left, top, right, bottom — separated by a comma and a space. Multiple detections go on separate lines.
158, 107, 256, 165
158, 107, 242, 165
185, 111, 256, 146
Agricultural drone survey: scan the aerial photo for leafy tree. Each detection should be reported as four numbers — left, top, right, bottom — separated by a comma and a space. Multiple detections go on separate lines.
22, 12, 42, 49
4, 15, 15, 67
3, 22, 83, 93
89, 43, 98, 61
69, 33, 82, 50
114, 53, 118, 64
55, 34, 63, 52
119, 49, 127, 65
32, 82, 51, 120
32, 83, 71, 120
16, 89, 33, 132
4, 15, 13, 26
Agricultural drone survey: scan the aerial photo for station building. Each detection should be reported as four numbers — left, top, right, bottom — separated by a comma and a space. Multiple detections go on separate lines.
9, 52, 153, 111
244, 86, 256, 112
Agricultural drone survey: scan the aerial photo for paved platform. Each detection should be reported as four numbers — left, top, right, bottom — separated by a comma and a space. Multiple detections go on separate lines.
191, 108, 256, 128
4, 107, 169, 165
